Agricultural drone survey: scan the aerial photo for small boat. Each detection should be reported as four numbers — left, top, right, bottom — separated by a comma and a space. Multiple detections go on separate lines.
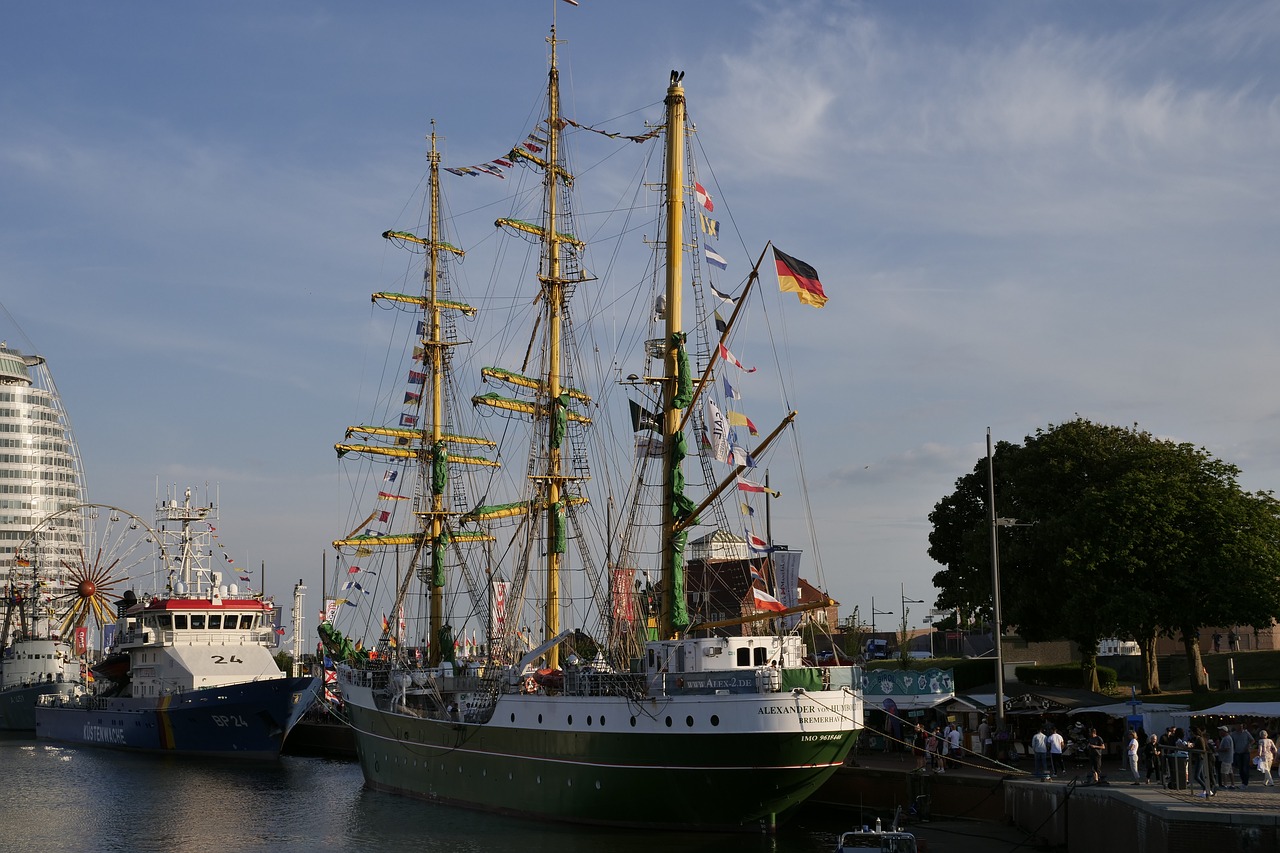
835, 818, 918, 852
34, 489, 318, 757
0, 632, 78, 732
1, 572, 79, 731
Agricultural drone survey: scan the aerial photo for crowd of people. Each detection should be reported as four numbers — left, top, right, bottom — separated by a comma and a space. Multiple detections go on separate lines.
898, 714, 1278, 795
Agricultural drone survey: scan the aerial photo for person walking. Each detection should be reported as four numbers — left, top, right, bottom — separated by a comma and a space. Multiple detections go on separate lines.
1047, 725, 1065, 776
1216, 725, 1236, 789
1258, 730, 1277, 786
1142, 733, 1162, 785
1191, 727, 1215, 797
1126, 730, 1141, 785
1031, 727, 1049, 778
1087, 727, 1105, 783
1234, 723, 1256, 787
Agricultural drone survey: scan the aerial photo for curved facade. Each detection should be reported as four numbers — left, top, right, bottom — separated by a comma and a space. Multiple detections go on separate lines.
0, 344, 86, 587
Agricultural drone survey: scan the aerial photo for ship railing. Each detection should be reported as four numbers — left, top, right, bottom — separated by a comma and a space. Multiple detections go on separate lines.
562, 669, 649, 698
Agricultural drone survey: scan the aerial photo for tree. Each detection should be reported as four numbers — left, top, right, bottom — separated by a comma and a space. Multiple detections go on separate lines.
929, 418, 1280, 694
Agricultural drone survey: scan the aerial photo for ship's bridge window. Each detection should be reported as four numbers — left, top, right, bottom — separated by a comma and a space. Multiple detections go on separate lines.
736, 647, 750, 667
174, 615, 188, 630
190, 615, 206, 630
156, 614, 172, 630
239, 615, 256, 629
754, 647, 767, 666
226, 616, 241, 630
208, 615, 221, 629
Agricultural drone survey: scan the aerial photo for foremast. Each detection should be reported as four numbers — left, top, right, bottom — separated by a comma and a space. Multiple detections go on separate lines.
333, 127, 494, 666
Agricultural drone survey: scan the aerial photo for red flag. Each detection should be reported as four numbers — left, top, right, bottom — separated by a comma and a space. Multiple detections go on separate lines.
695, 182, 714, 212
718, 342, 756, 373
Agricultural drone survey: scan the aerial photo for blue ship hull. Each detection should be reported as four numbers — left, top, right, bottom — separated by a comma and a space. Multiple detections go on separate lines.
34, 676, 318, 759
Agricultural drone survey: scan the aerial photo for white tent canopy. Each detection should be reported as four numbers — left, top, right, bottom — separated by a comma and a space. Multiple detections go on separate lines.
1169, 702, 1280, 720
1069, 702, 1190, 735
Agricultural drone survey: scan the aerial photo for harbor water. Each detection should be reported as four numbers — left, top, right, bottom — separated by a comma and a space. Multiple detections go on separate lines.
0, 735, 852, 853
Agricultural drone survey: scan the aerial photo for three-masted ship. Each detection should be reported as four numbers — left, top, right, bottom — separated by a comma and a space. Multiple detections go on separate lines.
322, 30, 860, 832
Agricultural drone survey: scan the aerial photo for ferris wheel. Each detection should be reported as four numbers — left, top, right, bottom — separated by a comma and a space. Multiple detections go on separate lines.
16, 503, 160, 639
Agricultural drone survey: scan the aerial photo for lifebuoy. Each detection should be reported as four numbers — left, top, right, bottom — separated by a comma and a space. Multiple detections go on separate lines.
523, 677, 537, 694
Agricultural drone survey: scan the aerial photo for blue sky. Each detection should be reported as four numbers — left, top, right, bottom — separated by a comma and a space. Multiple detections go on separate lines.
3, 1, 1279, 635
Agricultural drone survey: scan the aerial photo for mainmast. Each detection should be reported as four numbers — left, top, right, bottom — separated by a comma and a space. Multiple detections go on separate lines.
542, 29, 566, 669
425, 128, 447, 664
659, 71, 686, 640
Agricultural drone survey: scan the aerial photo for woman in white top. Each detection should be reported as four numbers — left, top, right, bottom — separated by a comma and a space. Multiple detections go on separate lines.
1258, 730, 1277, 786
1126, 730, 1141, 784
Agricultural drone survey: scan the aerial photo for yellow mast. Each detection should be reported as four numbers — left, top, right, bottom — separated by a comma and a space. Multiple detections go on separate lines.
426, 127, 446, 663
659, 71, 685, 640
542, 29, 565, 668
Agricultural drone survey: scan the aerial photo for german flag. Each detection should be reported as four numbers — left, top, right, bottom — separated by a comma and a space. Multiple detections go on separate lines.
774, 247, 827, 308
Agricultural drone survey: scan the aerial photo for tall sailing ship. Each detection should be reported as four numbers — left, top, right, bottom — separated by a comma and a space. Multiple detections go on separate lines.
321, 30, 860, 832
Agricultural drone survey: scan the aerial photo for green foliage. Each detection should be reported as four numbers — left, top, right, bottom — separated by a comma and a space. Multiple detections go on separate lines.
928, 418, 1280, 692
273, 651, 292, 673
1015, 662, 1117, 691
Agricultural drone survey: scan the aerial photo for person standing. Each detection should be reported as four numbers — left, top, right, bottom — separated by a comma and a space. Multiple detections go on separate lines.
1258, 730, 1277, 786
1126, 730, 1141, 785
1212, 632, 1222, 653
927, 726, 942, 773
1087, 727, 1105, 783
947, 723, 963, 764
1047, 725, 1065, 776
1216, 725, 1236, 789
979, 717, 992, 760
1032, 727, 1049, 778
1234, 722, 1256, 787
912, 723, 927, 772
1142, 733, 1162, 785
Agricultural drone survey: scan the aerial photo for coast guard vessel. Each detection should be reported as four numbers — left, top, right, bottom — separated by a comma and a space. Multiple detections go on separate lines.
35, 489, 317, 757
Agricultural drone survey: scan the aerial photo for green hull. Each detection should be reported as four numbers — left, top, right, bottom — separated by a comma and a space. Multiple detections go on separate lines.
346, 695, 859, 832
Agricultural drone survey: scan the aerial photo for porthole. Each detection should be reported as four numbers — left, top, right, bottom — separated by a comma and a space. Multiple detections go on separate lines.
711, 715, 720, 726
538, 713, 544, 724
511, 713, 516, 722
630, 716, 637, 727
568, 715, 574, 725
665, 716, 673, 727
686, 715, 694, 727
587, 715, 593, 725
600, 715, 606, 726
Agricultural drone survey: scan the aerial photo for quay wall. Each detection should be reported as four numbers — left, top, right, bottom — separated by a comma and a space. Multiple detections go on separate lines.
1007, 780, 1280, 853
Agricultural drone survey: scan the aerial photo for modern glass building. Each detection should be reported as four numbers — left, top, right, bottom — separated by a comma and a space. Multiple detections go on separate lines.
0, 343, 86, 586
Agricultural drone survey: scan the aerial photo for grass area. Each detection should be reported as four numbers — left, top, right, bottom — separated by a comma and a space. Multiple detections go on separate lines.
1115, 649, 1280, 709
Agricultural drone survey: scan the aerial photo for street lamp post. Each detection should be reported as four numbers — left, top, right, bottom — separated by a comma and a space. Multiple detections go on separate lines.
987, 428, 1006, 734
870, 596, 893, 635
988, 427, 1034, 735
901, 583, 923, 655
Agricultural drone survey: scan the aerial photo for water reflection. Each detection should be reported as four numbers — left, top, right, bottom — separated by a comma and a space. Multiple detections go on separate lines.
0, 738, 835, 853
